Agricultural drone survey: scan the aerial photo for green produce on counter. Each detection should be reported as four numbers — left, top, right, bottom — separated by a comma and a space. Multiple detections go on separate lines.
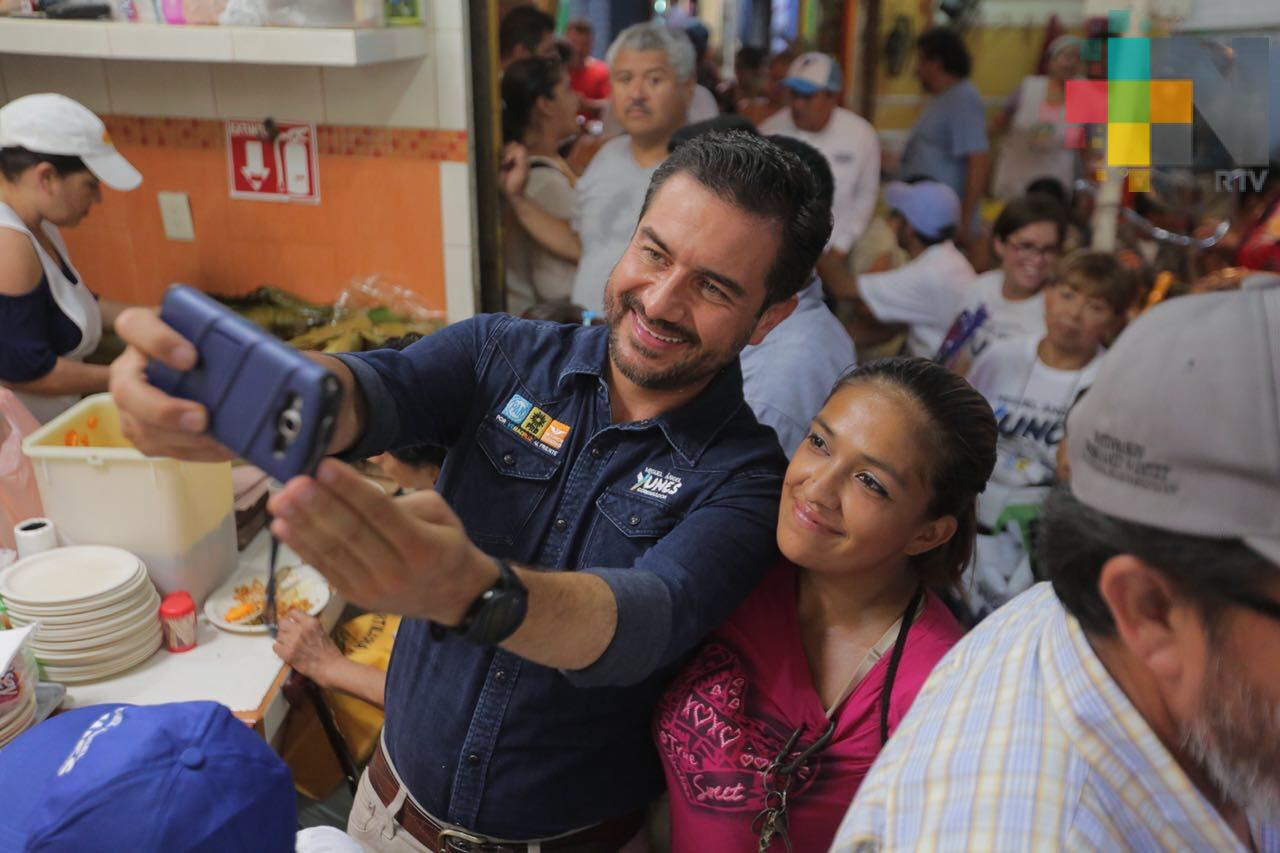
212, 286, 445, 353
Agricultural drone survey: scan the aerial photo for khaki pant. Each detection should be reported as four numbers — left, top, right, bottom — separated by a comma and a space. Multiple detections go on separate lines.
346, 750, 650, 853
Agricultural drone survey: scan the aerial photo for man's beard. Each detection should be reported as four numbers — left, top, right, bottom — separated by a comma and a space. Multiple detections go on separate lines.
603, 289, 749, 392
1181, 649, 1280, 822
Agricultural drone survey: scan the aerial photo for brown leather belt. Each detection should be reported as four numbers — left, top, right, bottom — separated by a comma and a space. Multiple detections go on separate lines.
367, 743, 643, 852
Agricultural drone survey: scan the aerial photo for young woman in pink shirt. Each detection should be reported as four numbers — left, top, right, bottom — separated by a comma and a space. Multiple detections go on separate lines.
654, 357, 997, 852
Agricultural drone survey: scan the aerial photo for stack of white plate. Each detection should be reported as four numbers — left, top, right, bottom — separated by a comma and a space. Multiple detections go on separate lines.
0, 546, 162, 684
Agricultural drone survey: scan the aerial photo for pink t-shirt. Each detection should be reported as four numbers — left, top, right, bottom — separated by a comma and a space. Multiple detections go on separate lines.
653, 563, 964, 853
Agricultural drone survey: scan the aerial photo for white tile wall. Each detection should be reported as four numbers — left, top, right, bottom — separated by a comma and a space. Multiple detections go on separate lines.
321, 57, 438, 128
432, 0, 466, 32
433, 25, 469, 132
443, 242, 477, 322
439, 160, 473, 248
105, 61, 217, 118
211, 64, 325, 122
0, 56, 110, 113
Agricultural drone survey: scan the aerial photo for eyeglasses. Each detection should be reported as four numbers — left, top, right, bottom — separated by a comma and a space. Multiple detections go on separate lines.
1224, 589, 1280, 624
1007, 240, 1061, 259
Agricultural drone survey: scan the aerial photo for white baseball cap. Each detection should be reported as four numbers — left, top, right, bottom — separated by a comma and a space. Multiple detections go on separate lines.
1067, 275, 1280, 564
782, 52, 842, 95
0, 94, 141, 191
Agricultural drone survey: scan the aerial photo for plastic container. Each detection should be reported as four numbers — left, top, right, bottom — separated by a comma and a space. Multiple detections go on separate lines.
22, 394, 236, 606
265, 0, 384, 28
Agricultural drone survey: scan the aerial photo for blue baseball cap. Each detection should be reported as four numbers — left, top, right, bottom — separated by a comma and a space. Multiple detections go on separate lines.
782, 52, 842, 95
0, 701, 296, 851
883, 180, 961, 240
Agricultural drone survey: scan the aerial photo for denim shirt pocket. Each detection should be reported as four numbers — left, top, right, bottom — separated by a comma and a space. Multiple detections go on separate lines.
456, 417, 563, 547
583, 489, 682, 567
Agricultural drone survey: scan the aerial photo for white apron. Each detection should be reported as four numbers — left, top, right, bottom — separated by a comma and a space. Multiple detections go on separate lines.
0, 202, 102, 423
992, 76, 1078, 202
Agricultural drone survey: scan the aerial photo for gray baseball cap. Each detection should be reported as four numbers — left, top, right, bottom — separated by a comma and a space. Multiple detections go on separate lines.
1066, 275, 1280, 564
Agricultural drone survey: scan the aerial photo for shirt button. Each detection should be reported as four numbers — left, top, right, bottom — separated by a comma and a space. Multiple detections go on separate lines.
628, 515, 640, 527
554, 518, 568, 532
494, 670, 507, 683
590, 447, 603, 459
501, 453, 515, 466
467, 753, 481, 765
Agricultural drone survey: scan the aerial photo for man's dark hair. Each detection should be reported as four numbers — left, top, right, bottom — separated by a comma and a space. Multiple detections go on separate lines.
0, 147, 88, 183
1040, 487, 1275, 635
667, 114, 758, 153
917, 27, 972, 78
992, 193, 1068, 244
566, 17, 592, 36
768, 134, 835, 217
1025, 176, 1069, 206
735, 45, 768, 73
639, 131, 833, 307
499, 5, 555, 61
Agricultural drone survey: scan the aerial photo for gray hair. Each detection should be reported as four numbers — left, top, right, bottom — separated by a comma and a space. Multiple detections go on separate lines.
605, 23, 696, 82
1039, 487, 1275, 636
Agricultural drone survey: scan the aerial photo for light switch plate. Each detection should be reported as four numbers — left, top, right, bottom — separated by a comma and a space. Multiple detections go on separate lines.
157, 192, 195, 242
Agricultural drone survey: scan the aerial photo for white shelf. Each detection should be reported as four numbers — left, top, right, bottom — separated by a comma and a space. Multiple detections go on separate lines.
0, 19, 429, 66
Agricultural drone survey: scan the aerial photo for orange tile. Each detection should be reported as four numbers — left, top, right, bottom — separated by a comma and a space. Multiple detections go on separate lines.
62, 135, 449, 311
1150, 80, 1192, 124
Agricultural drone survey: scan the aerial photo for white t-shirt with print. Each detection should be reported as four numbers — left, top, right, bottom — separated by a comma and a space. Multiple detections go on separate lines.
857, 241, 975, 357
760, 106, 881, 254
966, 334, 1102, 528
936, 269, 1047, 371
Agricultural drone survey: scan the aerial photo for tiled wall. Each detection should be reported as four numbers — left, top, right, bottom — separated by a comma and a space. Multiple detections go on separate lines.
1, 0, 479, 319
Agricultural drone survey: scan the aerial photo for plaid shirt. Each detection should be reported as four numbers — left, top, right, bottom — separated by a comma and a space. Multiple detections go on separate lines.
831, 584, 1280, 852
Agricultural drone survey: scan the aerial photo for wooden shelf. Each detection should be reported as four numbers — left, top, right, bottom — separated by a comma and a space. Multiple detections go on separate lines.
0, 18, 428, 66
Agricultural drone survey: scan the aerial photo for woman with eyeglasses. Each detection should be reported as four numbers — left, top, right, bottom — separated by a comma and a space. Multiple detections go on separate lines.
653, 358, 997, 853
936, 193, 1069, 374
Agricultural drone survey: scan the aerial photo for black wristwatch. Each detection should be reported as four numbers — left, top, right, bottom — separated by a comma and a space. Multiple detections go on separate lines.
432, 557, 528, 646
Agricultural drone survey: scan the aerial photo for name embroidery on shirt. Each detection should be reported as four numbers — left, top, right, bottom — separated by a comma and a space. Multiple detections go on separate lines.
631, 466, 683, 501
497, 393, 571, 457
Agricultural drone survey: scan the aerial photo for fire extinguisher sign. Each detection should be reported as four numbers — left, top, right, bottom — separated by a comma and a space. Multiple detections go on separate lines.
226, 119, 320, 204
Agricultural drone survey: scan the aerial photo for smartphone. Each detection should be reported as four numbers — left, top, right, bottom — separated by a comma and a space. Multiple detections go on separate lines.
146, 284, 343, 483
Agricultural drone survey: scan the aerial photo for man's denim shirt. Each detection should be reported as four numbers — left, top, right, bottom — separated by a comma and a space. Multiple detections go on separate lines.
336, 314, 785, 838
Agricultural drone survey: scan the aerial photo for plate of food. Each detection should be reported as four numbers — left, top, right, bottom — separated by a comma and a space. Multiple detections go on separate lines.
204, 563, 331, 634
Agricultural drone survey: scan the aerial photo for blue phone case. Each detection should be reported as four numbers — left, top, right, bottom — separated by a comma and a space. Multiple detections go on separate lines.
146, 284, 343, 483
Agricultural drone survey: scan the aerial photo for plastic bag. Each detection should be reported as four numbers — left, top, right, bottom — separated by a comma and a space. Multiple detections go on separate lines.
0, 390, 44, 551
218, 0, 268, 25
332, 275, 445, 327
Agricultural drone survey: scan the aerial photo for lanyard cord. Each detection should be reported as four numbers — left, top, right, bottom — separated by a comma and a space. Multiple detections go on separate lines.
754, 585, 926, 851
879, 585, 925, 745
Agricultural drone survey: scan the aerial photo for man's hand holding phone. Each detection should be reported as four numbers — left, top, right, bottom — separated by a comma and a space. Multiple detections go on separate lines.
110, 308, 237, 463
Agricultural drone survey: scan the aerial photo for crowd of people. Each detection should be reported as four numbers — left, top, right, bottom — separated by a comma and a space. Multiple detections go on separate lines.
1, 6, 1278, 853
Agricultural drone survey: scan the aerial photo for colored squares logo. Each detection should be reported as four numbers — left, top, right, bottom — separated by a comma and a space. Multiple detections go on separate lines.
1064, 30, 1195, 170
1107, 37, 1149, 80
1150, 80, 1191, 123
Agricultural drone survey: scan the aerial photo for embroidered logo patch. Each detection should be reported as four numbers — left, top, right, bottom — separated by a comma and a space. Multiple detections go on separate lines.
631, 466, 683, 501
495, 394, 571, 457
541, 420, 571, 451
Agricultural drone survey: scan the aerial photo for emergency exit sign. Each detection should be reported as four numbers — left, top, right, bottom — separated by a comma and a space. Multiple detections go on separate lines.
226, 119, 320, 203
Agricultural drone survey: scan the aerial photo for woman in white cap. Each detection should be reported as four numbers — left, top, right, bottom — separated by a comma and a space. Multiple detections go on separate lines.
0, 93, 142, 422
990, 35, 1083, 202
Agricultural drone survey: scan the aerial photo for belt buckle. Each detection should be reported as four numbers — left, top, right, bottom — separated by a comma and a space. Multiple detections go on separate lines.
438, 827, 494, 852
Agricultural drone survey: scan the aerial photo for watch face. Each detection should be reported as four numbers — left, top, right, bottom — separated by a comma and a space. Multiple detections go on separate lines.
467, 564, 528, 645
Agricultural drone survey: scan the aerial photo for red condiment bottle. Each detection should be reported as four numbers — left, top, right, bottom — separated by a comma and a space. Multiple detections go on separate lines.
159, 591, 198, 653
